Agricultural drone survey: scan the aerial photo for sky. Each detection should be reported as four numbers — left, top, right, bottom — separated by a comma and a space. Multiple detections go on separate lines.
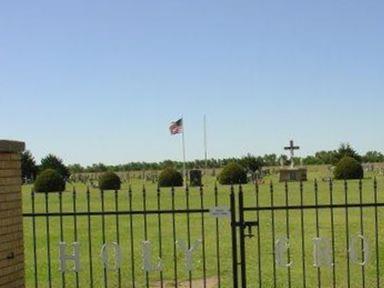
1, 0, 383, 165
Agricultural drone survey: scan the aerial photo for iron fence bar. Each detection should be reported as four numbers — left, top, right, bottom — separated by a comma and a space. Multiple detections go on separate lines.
23, 208, 210, 217
329, 180, 336, 288
86, 187, 94, 288
299, 181, 307, 288
185, 185, 192, 288
255, 183, 262, 288
31, 190, 38, 288
45, 191, 52, 288
171, 187, 178, 287
270, 182, 277, 288
100, 190, 107, 288
285, 182, 292, 288
114, 189, 122, 288
59, 191, 65, 288
344, 181, 351, 288
373, 178, 380, 287
200, 185, 207, 288
238, 186, 247, 288
230, 186, 238, 288
156, 187, 164, 288
358, 180, 366, 288
314, 180, 321, 288
72, 187, 79, 288
128, 186, 136, 288
242, 202, 384, 212
143, 186, 149, 288
214, 183, 222, 288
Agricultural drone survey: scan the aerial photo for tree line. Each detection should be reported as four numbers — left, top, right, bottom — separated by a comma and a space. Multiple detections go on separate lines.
21, 144, 384, 181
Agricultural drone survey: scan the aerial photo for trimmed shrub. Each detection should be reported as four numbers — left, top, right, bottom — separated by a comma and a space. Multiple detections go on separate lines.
34, 169, 66, 193
334, 156, 364, 180
99, 172, 121, 190
218, 162, 248, 185
158, 168, 183, 187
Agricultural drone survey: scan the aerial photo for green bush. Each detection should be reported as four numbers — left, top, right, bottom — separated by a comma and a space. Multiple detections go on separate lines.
34, 169, 66, 193
334, 156, 364, 180
99, 172, 121, 190
218, 162, 248, 185
158, 168, 183, 187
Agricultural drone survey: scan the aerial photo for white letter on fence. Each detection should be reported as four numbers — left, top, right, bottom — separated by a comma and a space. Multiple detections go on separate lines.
100, 242, 122, 271
349, 234, 369, 266
142, 241, 163, 272
313, 238, 333, 268
59, 242, 80, 272
275, 237, 292, 267
177, 240, 202, 271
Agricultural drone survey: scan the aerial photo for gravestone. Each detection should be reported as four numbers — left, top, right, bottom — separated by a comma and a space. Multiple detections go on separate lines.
190, 170, 202, 187
0, 140, 25, 287
279, 140, 307, 182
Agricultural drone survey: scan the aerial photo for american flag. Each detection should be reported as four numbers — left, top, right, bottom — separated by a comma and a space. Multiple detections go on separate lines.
169, 118, 183, 135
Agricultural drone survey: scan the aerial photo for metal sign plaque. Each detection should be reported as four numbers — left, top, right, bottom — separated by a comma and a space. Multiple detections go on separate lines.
210, 206, 231, 218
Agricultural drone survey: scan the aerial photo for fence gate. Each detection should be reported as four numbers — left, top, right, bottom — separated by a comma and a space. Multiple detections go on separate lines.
230, 180, 384, 288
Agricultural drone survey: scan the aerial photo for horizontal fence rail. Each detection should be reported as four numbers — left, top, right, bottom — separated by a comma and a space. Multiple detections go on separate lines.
23, 209, 212, 217
22, 179, 384, 288
243, 202, 384, 211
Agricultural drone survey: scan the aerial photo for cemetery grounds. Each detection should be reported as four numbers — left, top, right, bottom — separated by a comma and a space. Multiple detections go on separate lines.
22, 165, 384, 287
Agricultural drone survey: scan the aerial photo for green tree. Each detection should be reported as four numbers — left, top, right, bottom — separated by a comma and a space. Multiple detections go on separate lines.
21, 150, 37, 181
89, 163, 108, 172
68, 164, 84, 174
362, 151, 384, 163
161, 160, 176, 169
333, 143, 361, 164
263, 154, 278, 166
303, 155, 323, 165
314, 150, 337, 164
40, 154, 70, 179
240, 154, 264, 174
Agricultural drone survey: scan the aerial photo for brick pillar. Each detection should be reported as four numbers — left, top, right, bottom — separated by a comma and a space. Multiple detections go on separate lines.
0, 140, 25, 288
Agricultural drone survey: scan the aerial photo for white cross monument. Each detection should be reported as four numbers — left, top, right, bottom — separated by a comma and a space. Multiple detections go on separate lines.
284, 140, 300, 169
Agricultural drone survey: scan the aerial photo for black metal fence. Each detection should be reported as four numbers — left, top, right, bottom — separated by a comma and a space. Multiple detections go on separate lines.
23, 184, 229, 288
231, 179, 384, 288
22, 180, 384, 287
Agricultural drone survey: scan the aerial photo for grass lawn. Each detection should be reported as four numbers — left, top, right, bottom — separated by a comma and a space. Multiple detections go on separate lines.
22, 166, 384, 287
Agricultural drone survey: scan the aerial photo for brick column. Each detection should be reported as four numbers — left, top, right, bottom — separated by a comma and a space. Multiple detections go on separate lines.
0, 140, 25, 288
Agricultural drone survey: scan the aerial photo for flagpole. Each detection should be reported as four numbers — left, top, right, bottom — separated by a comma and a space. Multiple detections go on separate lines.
181, 120, 187, 186
204, 115, 208, 176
